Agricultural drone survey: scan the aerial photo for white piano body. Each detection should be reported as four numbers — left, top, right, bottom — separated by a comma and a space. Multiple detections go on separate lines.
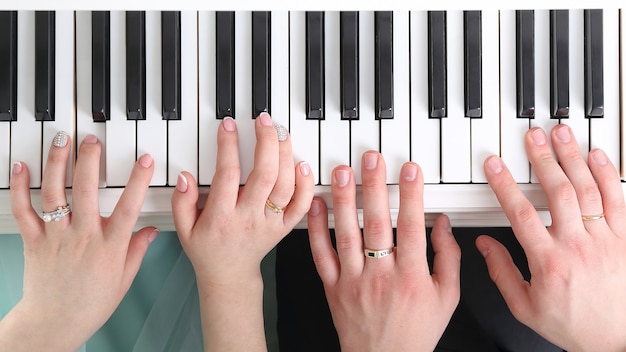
0, 3, 624, 233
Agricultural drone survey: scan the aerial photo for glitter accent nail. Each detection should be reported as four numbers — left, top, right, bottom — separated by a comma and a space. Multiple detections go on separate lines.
273, 122, 288, 142
53, 131, 68, 148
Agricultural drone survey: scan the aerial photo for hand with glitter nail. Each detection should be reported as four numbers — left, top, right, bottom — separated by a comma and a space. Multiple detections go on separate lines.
478, 124, 626, 351
0, 132, 158, 352
307, 151, 461, 352
171, 112, 315, 351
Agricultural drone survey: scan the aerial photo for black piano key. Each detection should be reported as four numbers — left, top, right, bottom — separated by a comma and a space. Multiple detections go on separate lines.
125, 11, 146, 120
216, 11, 235, 119
162, 11, 181, 120
35, 11, 55, 121
340, 11, 359, 119
550, 10, 569, 118
428, 11, 447, 119
0, 11, 17, 121
516, 10, 535, 118
306, 11, 325, 120
252, 11, 271, 117
584, 9, 604, 118
464, 11, 481, 118
375, 11, 393, 119
92, 11, 110, 122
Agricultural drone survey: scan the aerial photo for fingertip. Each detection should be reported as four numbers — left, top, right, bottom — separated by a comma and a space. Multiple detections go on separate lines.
171, 172, 199, 237
484, 155, 504, 175
475, 235, 493, 257
138, 153, 153, 169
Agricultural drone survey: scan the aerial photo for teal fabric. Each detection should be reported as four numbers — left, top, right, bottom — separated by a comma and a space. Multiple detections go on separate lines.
0, 232, 279, 352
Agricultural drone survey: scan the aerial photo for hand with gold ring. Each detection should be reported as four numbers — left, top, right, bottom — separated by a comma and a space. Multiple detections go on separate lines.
307, 151, 461, 351
479, 124, 626, 351
171, 113, 314, 351
0, 132, 158, 352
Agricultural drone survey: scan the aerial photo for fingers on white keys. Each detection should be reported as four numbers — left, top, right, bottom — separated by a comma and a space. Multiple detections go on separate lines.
10, 162, 41, 237
71, 135, 103, 225
40, 131, 72, 225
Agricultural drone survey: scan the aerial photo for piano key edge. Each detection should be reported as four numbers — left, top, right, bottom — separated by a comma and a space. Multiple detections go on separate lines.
0, 183, 574, 233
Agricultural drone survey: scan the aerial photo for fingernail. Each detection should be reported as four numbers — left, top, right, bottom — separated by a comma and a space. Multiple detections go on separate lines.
299, 161, 311, 177
592, 149, 608, 166
442, 214, 452, 233
403, 163, 417, 182
309, 198, 321, 216
259, 112, 273, 126
138, 153, 153, 168
83, 134, 98, 144
486, 156, 503, 174
176, 172, 188, 193
363, 152, 378, 170
334, 169, 350, 187
53, 131, 69, 147
530, 129, 547, 146
222, 117, 236, 132
475, 236, 490, 257
148, 229, 160, 243
555, 125, 571, 143
12, 162, 23, 175
274, 122, 288, 142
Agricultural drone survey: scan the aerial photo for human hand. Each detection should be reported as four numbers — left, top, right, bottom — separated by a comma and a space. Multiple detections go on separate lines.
0, 132, 157, 352
171, 113, 314, 350
478, 124, 626, 351
307, 151, 461, 352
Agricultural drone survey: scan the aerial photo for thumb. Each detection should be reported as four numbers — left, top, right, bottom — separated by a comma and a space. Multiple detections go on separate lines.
121, 226, 160, 290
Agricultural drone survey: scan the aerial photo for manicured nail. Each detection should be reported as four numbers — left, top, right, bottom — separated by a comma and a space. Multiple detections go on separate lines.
148, 229, 160, 243
475, 236, 490, 257
259, 112, 273, 126
176, 172, 188, 193
83, 134, 98, 144
53, 131, 69, 147
222, 117, 236, 132
12, 162, 23, 175
138, 153, 153, 168
274, 122, 288, 142
363, 152, 378, 170
530, 129, 547, 146
334, 169, 350, 187
299, 161, 311, 177
486, 156, 503, 174
554, 125, 571, 143
403, 163, 417, 182
309, 198, 321, 216
442, 214, 452, 233
592, 149, 608, 166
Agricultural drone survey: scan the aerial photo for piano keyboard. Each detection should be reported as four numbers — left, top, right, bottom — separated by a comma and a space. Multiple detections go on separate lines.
0, 9, 624, 232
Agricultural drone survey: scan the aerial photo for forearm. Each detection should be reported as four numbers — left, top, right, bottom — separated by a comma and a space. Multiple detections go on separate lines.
0, 301, 87, 352
197, 275, 267, 352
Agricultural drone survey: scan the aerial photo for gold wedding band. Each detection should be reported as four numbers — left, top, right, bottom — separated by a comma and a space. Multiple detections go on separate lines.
582, 213, 604, 221
265, 198, 285, 214
364, 246, 395, 259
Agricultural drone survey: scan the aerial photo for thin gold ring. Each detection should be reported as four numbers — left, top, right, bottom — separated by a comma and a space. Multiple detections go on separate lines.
582, 213, 604, 221
265, 198, 286, 214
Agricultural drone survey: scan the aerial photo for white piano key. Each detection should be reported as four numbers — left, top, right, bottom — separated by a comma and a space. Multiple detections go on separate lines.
106, 11, 137, 187
470, 9, 500, 183
441, 10, 471, 183
167, 10, 199, 185
198, 11, 218, 186
500, 10, 531, 183
41, 11, 74, 187
320, 11, 349, 186
589, 9, 619, 169
410, 11, 439, 184
271, 12, 289, 138
530, 10, 558, 183
351, 11, 379, 185
76, 11, 107, 187
137, 11, 167, 186
566, 9, 590, 163
12, 11, 42, 188
235, 11, 255, 184
380, 10, 410, 184
290, 11, 320, 184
